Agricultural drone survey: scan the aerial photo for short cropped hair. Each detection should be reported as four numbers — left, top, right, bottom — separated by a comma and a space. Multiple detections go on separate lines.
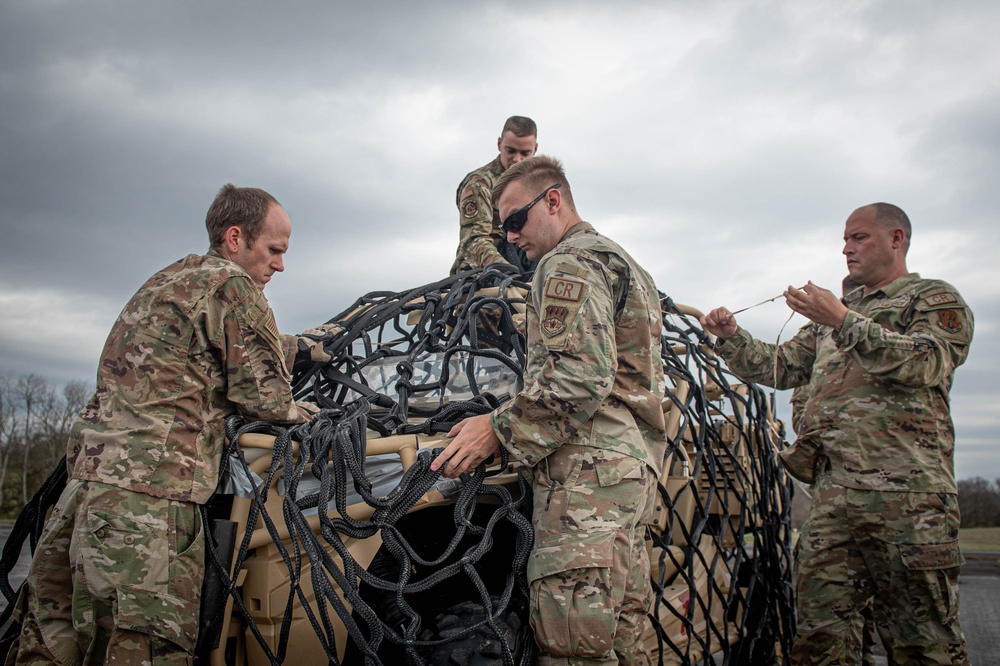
870, 202, 912, 250
501, 116, 537, 139
493, 155, 575, 210
206, 184, 279, 249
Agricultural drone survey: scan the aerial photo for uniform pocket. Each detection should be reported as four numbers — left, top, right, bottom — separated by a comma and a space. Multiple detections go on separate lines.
594, 454, 643, 487
84, 503, 203, 654
116, 584, 200, 653
896, 539, 963, 627
83, 509, 166, 601
899, 539, 963, 571
528, 530, 617, 659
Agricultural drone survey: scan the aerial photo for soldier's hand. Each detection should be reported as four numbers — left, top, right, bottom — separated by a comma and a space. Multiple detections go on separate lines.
301, 322, 344, 339
295, 401, 322, 420
700, 307, 738, 340
298, 337, 332, 363
431, 414, 502, 479
297, 323, 344, 363
784, 282, 849, 330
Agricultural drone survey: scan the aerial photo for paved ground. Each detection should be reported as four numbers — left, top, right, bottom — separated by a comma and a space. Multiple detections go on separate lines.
2, 524, 998, 662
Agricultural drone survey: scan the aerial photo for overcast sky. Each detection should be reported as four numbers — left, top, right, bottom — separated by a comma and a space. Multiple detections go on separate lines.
1, 0, 997, 481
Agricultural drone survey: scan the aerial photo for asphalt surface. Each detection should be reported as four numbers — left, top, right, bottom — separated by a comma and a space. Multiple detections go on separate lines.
2, 524, 998, 663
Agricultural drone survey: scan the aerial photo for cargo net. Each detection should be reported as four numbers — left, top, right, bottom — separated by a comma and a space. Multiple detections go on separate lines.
205, 263, 796, 666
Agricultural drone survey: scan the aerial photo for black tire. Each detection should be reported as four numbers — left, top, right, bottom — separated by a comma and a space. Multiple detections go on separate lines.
417, 596, 532, 666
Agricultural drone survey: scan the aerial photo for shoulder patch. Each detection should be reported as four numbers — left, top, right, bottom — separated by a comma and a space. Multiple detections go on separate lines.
544, 276, 585, 302
541, 304, 569, 338
936, 310, 962, 333
921, 291, 959, 309
249, 297, 280, 340
462, 199, 480, 219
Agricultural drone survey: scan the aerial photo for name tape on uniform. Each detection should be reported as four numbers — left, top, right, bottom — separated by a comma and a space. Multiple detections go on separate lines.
544, 277, 585, 302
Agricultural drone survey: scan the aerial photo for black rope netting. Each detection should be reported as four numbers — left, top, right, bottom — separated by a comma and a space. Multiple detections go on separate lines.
1, 263, 795, 665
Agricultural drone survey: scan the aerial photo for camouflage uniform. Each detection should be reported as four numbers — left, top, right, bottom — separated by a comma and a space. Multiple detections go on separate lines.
450, 157, 533, 274
490, 222, 667, 664
10, 251, 303, 666
717, 273, 973, 665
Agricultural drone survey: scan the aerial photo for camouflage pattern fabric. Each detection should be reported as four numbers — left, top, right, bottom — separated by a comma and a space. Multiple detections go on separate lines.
717, 273, 973, 494
785, 384, 823, 484
528, 446, 657, 665
717, 273, 973, 663
450, 156, 518, 274
68, 250, 304, 504
789, 398, 877, 666
9, 251, 302, 664
794, 472, 968, 665
783, 276, 861, 486
9, 480, 202, 666
491, 222, 667, 663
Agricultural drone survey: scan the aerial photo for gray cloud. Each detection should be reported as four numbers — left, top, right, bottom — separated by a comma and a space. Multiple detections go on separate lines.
1, 0, 997, 479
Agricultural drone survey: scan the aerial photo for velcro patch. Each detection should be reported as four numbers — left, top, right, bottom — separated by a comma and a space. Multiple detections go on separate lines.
873, 296, 910, 309
541, 305, 569, 338
936, 310, 962, 332
250, 298, 280, 340
553, 262, 588, 279
544, 276, 585, 302
922, 292, 958, 309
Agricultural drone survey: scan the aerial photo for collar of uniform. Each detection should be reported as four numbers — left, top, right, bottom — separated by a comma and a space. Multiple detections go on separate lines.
846, 272, 922, 305
204, 248, 253, 282
557, 221, 595, 245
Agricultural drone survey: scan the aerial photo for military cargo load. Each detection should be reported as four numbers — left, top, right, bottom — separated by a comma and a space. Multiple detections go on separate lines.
1, 264, 796, 665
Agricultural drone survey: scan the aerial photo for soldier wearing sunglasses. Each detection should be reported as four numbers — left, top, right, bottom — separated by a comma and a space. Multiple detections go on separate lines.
433, 156, 666, 665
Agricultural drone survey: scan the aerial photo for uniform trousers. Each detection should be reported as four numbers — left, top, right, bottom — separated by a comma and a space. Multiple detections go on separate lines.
527, 444, 657, 665
792, 471, 968, 666
8, 479, 203, 666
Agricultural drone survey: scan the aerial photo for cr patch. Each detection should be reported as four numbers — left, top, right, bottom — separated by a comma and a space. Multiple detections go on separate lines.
544, 277, 585, 302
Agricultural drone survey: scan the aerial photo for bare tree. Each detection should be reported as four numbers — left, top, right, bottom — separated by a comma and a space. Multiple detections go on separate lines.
0, 375, 14, 510
13, 374, 53, 504
38, 379, 89, 469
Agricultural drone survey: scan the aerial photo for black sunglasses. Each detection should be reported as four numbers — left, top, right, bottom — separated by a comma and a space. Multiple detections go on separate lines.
500, 183, 561, 233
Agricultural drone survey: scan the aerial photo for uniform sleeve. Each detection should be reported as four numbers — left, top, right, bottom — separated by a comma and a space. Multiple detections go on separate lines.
835, 286, 973, 388
279, 333, 299, 373
717, 324, 817, 390
490, 251, 616, 465
212, 277, 305, 424
455, 174, 507, 270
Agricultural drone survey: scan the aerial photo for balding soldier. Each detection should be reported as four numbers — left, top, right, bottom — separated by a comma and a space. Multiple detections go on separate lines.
433, 156, 666, 664
701, 204, 972, 665
9, 185, 311, 665
450, 115, 538, 275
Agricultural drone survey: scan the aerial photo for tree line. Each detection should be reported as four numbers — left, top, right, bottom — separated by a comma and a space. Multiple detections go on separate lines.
1, 372, 999, 527
0, 373, 89, 518
956, 476, 1000, 528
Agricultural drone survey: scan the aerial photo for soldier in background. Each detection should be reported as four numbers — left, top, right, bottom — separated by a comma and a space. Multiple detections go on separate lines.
701, 203, 972, 665
8, 184, 314, 665
433, 156, 666, 664
450, 115, 538, 275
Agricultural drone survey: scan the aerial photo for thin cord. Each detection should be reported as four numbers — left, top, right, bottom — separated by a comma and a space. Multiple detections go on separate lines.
731, 292, 785, 315
773, 310, 796, 388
